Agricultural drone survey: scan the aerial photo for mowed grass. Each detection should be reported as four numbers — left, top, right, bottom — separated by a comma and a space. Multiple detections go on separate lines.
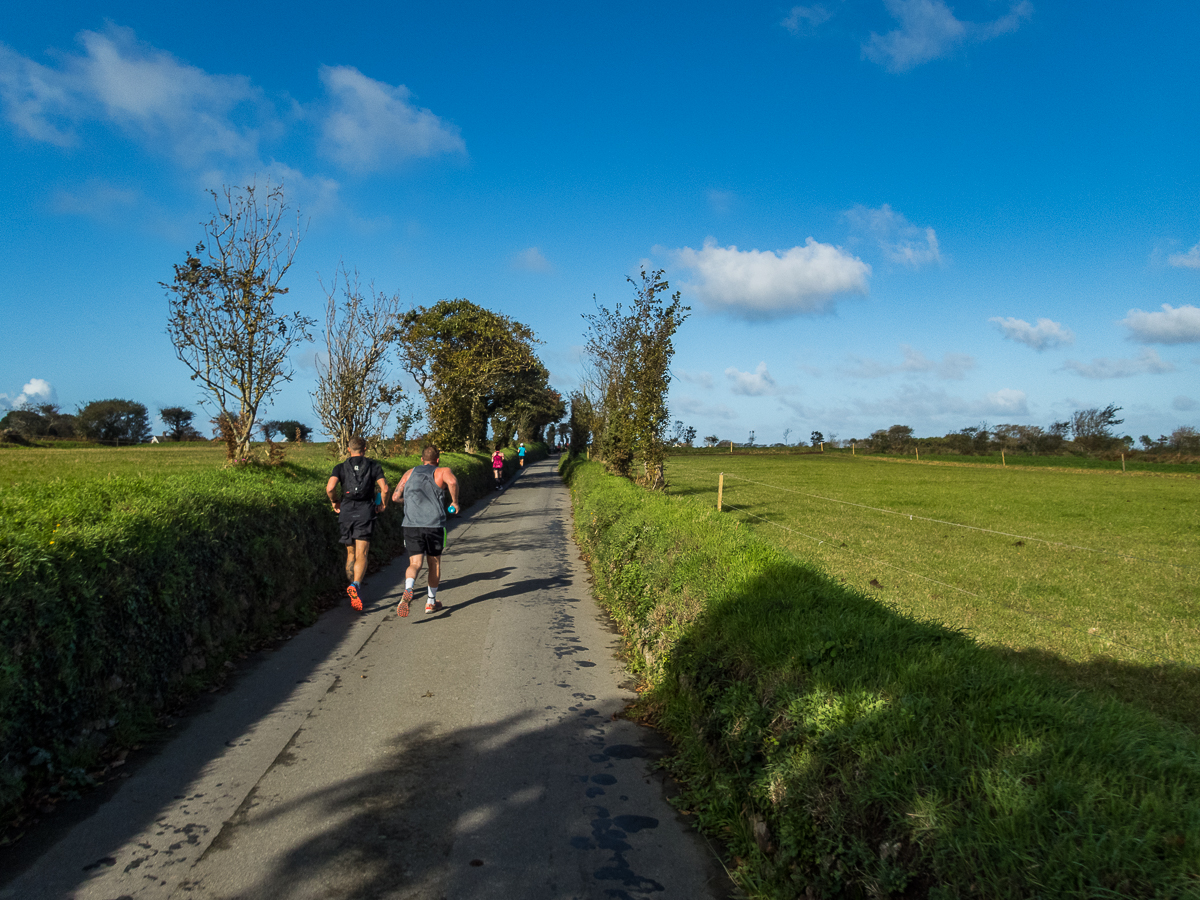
667, 451, 1200, 729
0, 440, 338, 484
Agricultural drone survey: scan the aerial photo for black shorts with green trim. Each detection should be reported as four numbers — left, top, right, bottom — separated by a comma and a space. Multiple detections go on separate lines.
404, 526, 445, 557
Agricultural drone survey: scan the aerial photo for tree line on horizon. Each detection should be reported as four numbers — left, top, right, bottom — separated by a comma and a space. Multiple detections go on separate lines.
691, 405, 1200, 457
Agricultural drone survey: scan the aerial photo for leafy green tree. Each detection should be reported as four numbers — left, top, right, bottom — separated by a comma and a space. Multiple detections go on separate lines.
163, 181, 314, 462
583, 269, 689, 488
268, 419, 312, 442
1070, 404, 1124, 451
159, 406, 201, 441
567, 390, 593, 455
0, 408, 46, 437
395, 299, 545, 450
811, 430, 824, 447
77, 399, 151, 444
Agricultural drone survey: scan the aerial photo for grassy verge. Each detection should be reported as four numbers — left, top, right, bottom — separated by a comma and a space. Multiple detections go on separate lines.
562, 456, 1200, 898
0, 444, 494, 832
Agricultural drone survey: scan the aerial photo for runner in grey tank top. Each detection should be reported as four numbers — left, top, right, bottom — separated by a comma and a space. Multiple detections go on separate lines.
392, 446, 460, 617
401, 464, 446, 527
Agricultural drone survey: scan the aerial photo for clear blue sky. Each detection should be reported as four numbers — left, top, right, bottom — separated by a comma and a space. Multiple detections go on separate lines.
2, 1, 1198, 444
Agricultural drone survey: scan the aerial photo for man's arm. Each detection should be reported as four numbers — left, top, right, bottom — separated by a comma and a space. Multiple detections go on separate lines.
325, 475, 342, 514
391, 468, 411, 503
374, 476, 389, 511
437, 467, 460, 511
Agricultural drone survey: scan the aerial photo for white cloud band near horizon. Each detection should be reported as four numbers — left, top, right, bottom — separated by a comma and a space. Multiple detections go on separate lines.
672, 237, 870, 319
989, 316, 1075, 351
1063, 348, 1176, 379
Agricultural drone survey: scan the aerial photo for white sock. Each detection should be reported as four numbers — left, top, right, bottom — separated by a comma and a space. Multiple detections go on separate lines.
405, 577, 415, 590
427, 587, 438, 601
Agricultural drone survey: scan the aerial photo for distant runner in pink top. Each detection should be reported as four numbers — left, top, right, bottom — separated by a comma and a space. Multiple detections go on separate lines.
491, 448, 504, 490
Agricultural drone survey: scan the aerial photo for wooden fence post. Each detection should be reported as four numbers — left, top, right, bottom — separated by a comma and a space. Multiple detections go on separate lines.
730, 440, 734, 454
1002, 449, 1005, 467
1122, 453, 1126, 473
916, 447, 919, 461
852, 442, 855, 456
718, 473, 724, 511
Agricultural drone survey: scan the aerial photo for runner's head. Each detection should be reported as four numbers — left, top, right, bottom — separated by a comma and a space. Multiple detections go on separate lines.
348, 435, 366, 455
422, 445, 439, 465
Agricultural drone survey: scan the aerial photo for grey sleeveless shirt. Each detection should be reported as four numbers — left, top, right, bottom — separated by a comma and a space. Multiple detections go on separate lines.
402, 465, 445, 527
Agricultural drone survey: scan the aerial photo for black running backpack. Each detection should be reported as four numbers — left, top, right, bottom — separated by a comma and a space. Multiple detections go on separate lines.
342, 458, 375, 501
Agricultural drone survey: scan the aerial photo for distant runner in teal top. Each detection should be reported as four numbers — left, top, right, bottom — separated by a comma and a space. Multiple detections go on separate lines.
518, 442, 526, 467
391, 445, 460, 617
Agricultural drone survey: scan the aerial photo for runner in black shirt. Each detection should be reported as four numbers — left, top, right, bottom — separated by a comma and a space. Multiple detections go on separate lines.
325, 435, 388, 611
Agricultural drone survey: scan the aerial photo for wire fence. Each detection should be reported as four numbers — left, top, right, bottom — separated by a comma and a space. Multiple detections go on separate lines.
716, 471, 1199, 670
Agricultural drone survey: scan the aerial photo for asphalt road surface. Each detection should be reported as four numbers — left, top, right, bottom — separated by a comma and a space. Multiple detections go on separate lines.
1, 456, 729, 900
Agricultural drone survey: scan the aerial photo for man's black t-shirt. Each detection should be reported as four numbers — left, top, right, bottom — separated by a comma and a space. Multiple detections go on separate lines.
332, 456, 384, 518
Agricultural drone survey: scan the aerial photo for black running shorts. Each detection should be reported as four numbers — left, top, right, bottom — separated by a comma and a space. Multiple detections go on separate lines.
339, 504, 376, 544
404, 526, 445, 557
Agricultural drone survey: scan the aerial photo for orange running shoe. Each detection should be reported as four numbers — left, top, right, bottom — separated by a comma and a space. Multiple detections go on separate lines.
347, 584, 362, 611
397, 587, 412, 617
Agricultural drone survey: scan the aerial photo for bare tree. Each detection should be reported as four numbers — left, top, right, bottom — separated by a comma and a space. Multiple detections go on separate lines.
164, 181, 313, 461
312, 266, 410, 455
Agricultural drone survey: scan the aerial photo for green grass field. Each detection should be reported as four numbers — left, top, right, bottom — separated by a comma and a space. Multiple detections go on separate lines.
0, 440, 338, 484
666, 451, 1200, 729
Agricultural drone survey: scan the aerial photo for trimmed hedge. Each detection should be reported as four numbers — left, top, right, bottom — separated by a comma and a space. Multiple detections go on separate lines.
561, 457, 1200, 899
0, 451, 493, 820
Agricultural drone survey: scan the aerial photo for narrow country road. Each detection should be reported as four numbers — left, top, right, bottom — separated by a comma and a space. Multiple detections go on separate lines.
1, 456, 728, 900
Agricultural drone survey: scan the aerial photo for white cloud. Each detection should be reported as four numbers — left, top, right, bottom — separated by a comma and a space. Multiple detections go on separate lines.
1173, 396, 1197, 412
511, 247, 551, 272
0, 44, 77, 145
318, 65, 464, 172
842, 345, 974, 380
852, 383, 1029, 420
863, 0, 1032, 73
984, 388, 1029, 416
0, 378, 56, 410
725, 362, 778, 396
676, 369, 714, 389
674, 395, 738, 421
844, 204, 941, 268
672, 236, 870, 319
989, 316, 1075, 351
51, 180, 140, 219
782, 5, 834, 35
1063, 348, 1177, 379
1120, 304, 1200, 344
1168, 242, 1200, 269
0, 26, 268, 166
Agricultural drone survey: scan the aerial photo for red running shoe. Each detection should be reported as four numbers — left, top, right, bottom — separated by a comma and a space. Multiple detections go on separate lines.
347, 584, 362, 612
397, 588, 412, 617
